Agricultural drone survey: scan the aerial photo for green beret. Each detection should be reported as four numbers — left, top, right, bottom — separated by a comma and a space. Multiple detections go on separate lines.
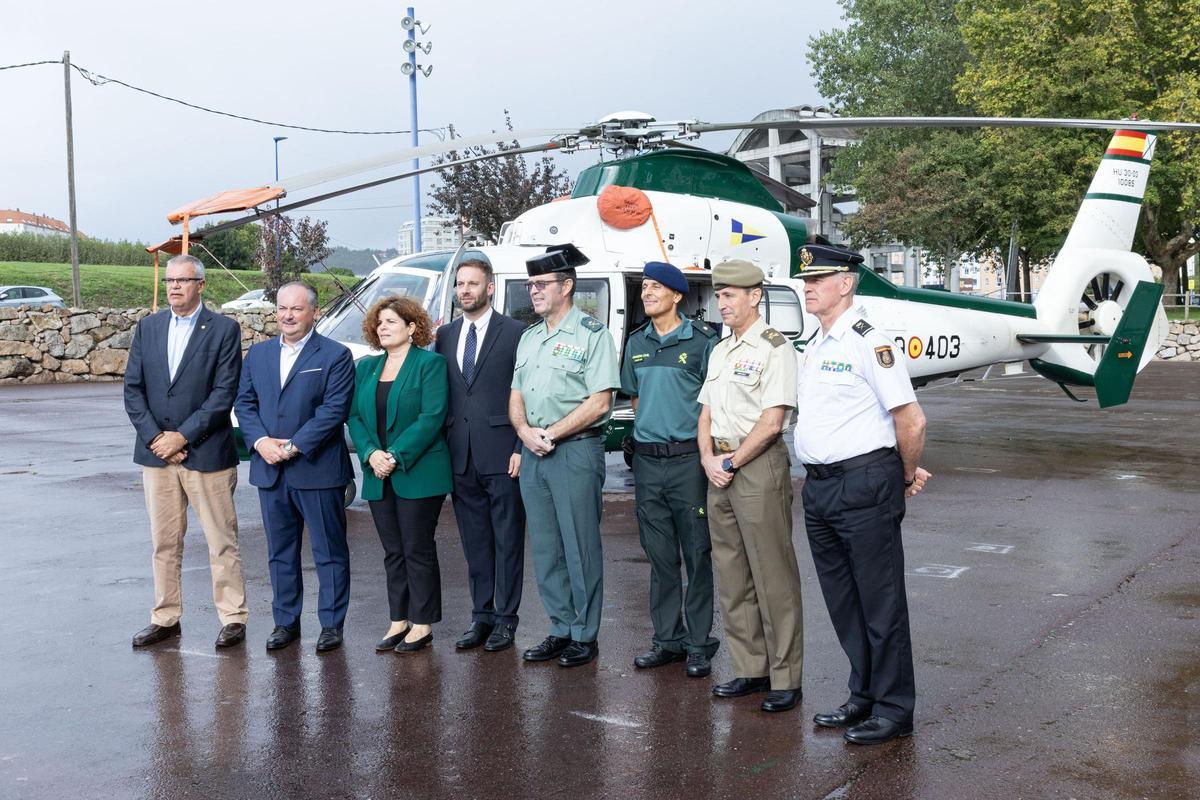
711, 259, 764, 289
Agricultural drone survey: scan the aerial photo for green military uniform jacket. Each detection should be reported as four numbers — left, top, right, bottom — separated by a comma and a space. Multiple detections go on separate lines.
346, 347, 453, 501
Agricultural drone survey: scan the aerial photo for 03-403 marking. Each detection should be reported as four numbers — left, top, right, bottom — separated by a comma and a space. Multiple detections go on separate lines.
895, 335, 961, 360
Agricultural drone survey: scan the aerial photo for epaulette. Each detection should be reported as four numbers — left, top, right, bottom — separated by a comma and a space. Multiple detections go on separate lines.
628, 318, 652, 337
693, 319, 717, 338
851, 318, 874, 337
761, 327, 787, 348
581, 314, 605, 332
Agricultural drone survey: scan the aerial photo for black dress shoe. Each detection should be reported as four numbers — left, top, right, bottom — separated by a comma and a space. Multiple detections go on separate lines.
265, 624, 301, 651
634, 645, 685, 669
557, 640, 599, 668
843, 715, 914, 745
813, 702, 871, 728
455, 621, 494, 650
316, 627, 343, 652
483, 624, 516, 652
522, 635, 571, 662
132, 622, 181, 647
686, 651, 712, 678
375, 625, 413, 652
215, 623, 246, 648
761, 688, 802, 712
712, 676, 771, 698
394, 631, 433, 653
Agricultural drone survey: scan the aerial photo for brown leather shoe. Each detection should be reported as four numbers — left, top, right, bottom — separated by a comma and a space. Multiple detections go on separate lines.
132, 622, 181, 647
215, 623, 246, 648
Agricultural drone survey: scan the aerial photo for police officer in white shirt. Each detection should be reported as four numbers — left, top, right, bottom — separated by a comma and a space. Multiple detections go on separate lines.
793, 244, 931, 746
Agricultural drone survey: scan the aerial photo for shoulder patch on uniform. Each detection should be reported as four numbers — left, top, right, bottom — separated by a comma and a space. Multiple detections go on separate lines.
580, 314, 604, 332
852, 319, 874, 337
761, 328, 787, 348
875, 345, 895, 368
693, 319, 717, 338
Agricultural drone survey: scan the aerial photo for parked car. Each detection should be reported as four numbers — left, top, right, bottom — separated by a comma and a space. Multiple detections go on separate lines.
220, 288, 274, 312
0, 285, 66, 308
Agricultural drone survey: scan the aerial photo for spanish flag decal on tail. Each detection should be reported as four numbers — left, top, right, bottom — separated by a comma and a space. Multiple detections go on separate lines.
1106, 130, 1151, 160
730, 219, 766, 245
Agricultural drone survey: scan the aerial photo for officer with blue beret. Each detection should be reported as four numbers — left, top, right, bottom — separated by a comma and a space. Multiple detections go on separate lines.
510, 244, 620, 669
793, 243, 931, 744
620, 261, 720, 678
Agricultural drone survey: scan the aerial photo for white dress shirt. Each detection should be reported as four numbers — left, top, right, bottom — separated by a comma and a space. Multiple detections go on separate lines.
456, 307, 494, 372
793, 308, 916, 465
166, 303, 203, 382
280, 327, 315, 386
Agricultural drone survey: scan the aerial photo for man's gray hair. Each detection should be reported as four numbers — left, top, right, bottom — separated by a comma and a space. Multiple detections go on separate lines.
166, 254, 205, 280
278, 281, 319, 309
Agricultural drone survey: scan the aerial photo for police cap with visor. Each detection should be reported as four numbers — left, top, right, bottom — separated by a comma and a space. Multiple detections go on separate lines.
795, 243, 864, 279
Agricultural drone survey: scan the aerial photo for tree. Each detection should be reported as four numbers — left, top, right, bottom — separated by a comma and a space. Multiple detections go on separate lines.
255, 215, 332, 301
428, 112, 573, 242
957, 0, 1200, 302
194, 222, 260, 271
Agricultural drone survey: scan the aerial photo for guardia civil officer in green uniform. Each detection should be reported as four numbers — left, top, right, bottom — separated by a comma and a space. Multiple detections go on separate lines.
509, 244, 620, 669
793, 244, 931, 745
697, 259, 805, 713
620, 261, 720, 678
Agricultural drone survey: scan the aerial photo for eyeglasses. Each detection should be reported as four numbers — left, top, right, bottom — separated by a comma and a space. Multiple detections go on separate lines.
163, 278, 203, 286
524, 279, 563, 292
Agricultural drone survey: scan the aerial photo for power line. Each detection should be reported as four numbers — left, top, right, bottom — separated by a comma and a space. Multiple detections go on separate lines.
0, 59, 446, 136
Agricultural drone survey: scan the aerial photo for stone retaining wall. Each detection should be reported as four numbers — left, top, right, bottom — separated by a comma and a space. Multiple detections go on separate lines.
1157, 320, 1200, 362
0, 305, 279, 385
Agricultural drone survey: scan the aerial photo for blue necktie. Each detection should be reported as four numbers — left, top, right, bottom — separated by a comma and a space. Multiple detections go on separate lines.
463, 322, 477, 385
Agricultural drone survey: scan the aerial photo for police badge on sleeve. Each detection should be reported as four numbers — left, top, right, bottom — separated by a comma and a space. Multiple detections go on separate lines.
875, 345, 895, 368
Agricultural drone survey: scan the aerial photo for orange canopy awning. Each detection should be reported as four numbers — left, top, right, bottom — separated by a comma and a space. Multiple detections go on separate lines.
146, 234, 204, 255
167, 186, 285, 223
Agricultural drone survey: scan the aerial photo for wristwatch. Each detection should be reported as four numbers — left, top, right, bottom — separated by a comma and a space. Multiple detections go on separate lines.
282, 440, 296, 457
722, 457, 738, 474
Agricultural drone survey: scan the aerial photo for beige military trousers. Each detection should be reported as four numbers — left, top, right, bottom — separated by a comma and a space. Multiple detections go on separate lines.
707, 438, 804, 690
143, 464, 248, 627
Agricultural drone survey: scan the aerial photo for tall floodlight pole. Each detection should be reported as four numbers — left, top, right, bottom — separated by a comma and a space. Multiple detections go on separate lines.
62, 51, 81, 307
402, 10, 432, 254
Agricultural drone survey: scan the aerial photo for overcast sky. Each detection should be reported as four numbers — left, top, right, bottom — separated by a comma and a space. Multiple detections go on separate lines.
2, 0, 847, 252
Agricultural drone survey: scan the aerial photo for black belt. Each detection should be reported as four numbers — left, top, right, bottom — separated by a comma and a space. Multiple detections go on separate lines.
632, 439, 699, 457
555, 427, 603, 445
803, 447, 896, 480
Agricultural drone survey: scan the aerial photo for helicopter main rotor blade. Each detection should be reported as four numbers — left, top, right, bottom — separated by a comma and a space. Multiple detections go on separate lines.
193, 142, 559, 237
279, 127, 577, 193
691, 116, 1200, 134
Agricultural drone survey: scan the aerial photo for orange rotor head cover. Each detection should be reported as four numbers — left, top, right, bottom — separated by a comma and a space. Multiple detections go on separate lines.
597, 185, 653, 229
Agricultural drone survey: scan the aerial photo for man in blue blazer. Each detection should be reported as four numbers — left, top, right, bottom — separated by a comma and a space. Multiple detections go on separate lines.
434, 259, 527, 652
124, 254, 249, 649
235, 282, 356, 653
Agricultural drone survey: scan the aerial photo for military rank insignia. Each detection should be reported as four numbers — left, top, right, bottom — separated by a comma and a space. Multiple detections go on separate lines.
552, 343, 586, 362
875, 345, 895, 368
852, 319, 874, 336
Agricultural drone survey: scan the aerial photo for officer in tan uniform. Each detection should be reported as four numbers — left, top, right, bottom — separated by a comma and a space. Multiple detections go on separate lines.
697, 259, 804, 713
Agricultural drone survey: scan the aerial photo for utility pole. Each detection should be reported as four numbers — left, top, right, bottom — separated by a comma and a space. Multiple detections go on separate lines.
63, 51, 81, 308
401, 9, 432, 254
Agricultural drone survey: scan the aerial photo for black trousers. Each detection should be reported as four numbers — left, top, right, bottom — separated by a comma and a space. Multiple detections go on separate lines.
451, 457, 526, 627
368, 484, 446, 625
802, 449, 916, 722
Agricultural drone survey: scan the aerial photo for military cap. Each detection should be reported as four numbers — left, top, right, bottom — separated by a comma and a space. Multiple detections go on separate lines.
711, 259, 764, 289
643, 261, 688, 294
526, 243, 590, 276
795, 243, 864, 278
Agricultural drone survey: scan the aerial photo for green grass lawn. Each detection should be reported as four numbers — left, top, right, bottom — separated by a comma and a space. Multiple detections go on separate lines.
1165, 305, 1198, 322
0, 262, 351, 309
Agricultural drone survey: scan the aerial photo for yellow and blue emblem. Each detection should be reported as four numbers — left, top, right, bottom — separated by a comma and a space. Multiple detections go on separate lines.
729, 218, 766, 246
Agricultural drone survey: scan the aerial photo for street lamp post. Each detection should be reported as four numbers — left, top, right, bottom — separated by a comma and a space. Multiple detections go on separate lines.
401, 9, 432, 254
273, 136, 287, 270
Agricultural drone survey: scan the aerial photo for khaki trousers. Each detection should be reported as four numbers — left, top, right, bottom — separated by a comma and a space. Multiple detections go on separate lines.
143, 464, 248, 626
708, 438, 804, 690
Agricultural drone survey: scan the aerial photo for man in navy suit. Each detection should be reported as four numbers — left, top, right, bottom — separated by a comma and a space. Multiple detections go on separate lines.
124, 254, 249, 649
435, 259, 527, 652
235, 282, 356, 653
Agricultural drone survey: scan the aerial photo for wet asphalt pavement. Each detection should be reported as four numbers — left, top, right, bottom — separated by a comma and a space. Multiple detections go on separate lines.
1, 363, 1197, 799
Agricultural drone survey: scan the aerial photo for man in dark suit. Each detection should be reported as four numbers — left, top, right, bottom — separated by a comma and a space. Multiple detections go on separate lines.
124, 254, 249, 649
235, 281, 356, 653
435, 259, 527, 652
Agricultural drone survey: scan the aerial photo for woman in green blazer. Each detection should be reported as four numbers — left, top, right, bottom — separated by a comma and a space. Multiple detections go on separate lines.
347, 296, 452, 654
